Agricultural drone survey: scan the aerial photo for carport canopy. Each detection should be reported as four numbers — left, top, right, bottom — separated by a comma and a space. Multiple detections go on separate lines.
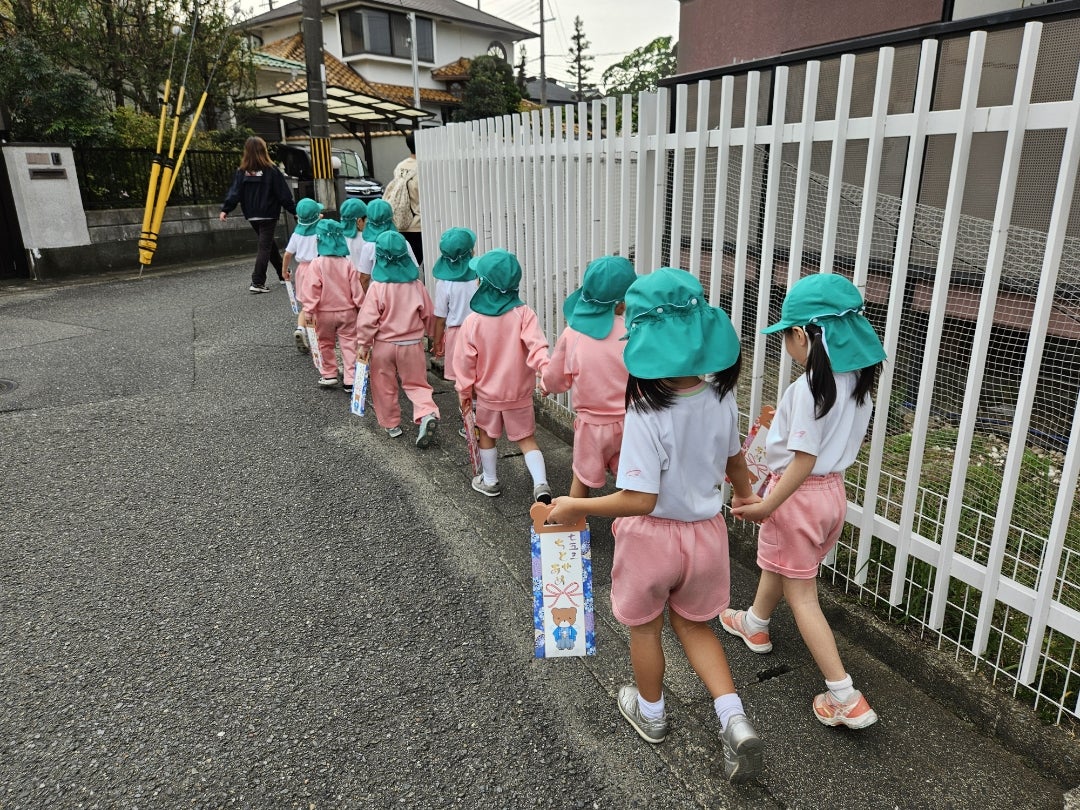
245, 84, 432, 124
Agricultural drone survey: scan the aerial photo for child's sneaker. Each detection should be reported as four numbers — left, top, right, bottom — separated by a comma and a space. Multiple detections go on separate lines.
294, 328, 309, 354
533, 482, 552, 504
457, 426, 468, 439
720, 609, 772, 653
343, 382, 353, 393
318, 377, 338, 388
416, 414, 438, 448
471, 474, 502, 497
813, 690, 878, 729
386, 426, 404, 438
616, 685, 668, 744
720, 714, 763, 783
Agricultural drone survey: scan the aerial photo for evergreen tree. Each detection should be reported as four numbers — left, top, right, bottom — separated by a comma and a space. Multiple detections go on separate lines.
454, 54, 523, 122
567, 15, 594, 103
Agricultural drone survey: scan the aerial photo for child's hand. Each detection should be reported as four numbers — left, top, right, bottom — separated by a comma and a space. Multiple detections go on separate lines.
731, 499, 772, 524
547, 496, 583, 527
433, 336, 444, 357
283, 268, 292, 282
358, 346, 371, 364
458, 396, 472, 414
730, 492, 762, 511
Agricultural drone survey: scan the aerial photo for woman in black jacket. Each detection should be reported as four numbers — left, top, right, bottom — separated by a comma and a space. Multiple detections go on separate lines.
220, 136, 298, 293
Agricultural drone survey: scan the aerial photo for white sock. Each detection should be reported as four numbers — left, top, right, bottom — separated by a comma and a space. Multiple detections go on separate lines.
523, 449, 547, 486
744, 607, 770, 635
480, 448, 499, 485
714, 692, 745, 731
826, 674, 855, 703
637, 691, 665, 720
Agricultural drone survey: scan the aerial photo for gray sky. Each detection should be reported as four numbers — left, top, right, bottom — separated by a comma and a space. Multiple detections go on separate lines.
237, 0, 680, 92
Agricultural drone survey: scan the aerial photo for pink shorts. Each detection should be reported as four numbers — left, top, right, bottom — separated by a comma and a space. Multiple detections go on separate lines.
610, 513, 730, 626
572, 418, 623, 489
757, 472, 847, 579
475, 402, 536, 442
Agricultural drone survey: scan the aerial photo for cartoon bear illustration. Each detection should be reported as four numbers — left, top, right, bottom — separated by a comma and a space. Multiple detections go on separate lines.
550, 606, 578, 651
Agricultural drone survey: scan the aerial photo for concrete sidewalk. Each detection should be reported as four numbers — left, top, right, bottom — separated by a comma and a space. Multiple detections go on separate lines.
0, 258, 1075, 808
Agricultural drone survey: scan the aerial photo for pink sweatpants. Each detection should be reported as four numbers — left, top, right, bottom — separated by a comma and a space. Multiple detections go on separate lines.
314, 308, 360, 383
370, 340, 440, 429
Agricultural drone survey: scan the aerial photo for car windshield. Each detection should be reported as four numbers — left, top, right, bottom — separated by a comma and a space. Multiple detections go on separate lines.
335, 151, 366, 178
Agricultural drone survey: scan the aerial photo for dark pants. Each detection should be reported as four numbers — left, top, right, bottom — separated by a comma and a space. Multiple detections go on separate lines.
249, 219, 283, 286
403, 231, 424, 269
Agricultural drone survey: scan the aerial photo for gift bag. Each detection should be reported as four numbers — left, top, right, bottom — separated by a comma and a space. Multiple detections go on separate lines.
350, 359, 370, 416
305, 325, 323, 373
741, 405, 775, 497
462, 406, 481, 476
284, 280, 300, 315
529, 502, 596, 658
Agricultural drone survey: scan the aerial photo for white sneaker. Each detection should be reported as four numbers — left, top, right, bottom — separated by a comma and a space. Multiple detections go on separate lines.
386, 426, 404, 438
416, 414, 438, 448
318, 377, 338, 388
471, 474, 502, 497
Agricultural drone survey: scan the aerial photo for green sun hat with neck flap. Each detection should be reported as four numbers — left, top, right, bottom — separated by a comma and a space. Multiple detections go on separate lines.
431, 227, 478, 281
294, 197, 324, 236
762, 273, 886, 373
563, 255, 637, 339
363, 199, 396, 241
622, 267, 740, 379
371, 230, 419, 283
315, 219, 349, 257
338, 198, 367, 238
469, 249, 525, 316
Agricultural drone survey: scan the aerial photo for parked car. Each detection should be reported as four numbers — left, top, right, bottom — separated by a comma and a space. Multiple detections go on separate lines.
275, 143, 384, 203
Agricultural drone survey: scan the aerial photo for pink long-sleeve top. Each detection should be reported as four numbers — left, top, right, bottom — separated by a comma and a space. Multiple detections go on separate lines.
297, 255, 365, 316
541, 316, 628, 425
355, 280, 433, 347
454, 305, 550, 410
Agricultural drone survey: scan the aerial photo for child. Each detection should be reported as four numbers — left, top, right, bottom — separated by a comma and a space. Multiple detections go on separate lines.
453, 249, 553, 503
282, 198, 323, 353
430, 227, 479, 392
297, 219, 365, 390
541, 255, 637, 497
356, 199, 418, 292
355, 230, 440, 447
339, 197, 368, 275
728, 273, 886, 730
547, 267, 764, 784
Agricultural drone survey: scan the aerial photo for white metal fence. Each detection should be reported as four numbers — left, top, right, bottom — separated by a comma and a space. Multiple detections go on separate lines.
417, 19, 1080, 725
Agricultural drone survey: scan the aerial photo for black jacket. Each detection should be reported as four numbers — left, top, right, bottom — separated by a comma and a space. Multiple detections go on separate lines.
221, 168, 296, 220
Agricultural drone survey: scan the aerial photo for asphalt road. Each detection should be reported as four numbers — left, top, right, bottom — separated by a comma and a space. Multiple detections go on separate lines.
0, 259, 1070, 809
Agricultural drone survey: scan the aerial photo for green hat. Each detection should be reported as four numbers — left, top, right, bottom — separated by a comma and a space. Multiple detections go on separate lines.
315, 218, 349, 257
469, 249, 526, 316
622, 268, 740, 379
294, 197, 324, 236
339, 198, 367, 238
431, 228, 478, 281
371, 230, 419, 283
363, 199, 397, 241
563, 256, 637, 339
762, 273, 886, 373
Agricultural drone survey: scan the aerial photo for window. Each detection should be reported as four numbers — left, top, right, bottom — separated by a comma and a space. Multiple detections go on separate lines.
340, 7, 434, 62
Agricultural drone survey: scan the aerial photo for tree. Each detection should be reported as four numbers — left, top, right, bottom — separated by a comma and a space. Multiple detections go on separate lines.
453, 54, 523, 122
602, 35, 678, 97
567, 15, 594, 103
515, 44, 528, 98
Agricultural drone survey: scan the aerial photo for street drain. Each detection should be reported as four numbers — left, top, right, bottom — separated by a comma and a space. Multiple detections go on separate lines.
756, 664, 792, 682
0, 379, 17, 394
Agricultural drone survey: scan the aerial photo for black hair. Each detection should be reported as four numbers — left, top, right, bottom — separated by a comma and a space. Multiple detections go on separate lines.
404, 130, 416, 154
794, 324, 880, 418
626, 353, 743, 413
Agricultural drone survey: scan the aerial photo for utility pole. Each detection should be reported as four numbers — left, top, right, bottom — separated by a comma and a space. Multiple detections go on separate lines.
301, 0, 336, 212
408, 12, 421, 109
539, 0, 547, 105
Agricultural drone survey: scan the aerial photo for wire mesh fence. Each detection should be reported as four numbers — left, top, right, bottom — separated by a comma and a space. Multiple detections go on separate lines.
419, 17, 1080, 726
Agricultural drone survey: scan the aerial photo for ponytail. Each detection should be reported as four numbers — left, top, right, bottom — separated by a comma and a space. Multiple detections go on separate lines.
794, 324, 880, 416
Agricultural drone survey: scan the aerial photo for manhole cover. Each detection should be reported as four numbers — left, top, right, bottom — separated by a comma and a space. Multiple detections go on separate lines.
0, 379, 18, 394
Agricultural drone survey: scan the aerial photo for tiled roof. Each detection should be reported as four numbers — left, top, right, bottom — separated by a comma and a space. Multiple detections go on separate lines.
366, 80, 460, 106
432, 57, 471, 81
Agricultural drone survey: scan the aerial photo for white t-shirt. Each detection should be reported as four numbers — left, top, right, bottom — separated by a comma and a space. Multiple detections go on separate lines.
345, 233, 366, 272
356, 239, 419, 277
434, 278, 479, 327
285, 232, 318, 264
616, 382, 742, 522
765, 371, 872, 475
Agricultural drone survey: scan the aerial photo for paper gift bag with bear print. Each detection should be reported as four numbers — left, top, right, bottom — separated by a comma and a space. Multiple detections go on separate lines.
529, 502, 596, 658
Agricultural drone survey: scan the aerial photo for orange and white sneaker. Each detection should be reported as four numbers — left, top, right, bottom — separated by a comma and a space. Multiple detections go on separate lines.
720, 609, 773, 654
813, 690, 879, 729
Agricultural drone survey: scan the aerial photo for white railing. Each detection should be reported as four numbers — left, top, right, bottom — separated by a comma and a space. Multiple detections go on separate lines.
417, 20, 1080, 724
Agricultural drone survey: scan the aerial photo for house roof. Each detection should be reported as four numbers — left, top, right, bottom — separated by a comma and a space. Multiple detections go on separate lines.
250, 52, 306, 72
432, 56, 471, 81
244, 0, 537, 41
